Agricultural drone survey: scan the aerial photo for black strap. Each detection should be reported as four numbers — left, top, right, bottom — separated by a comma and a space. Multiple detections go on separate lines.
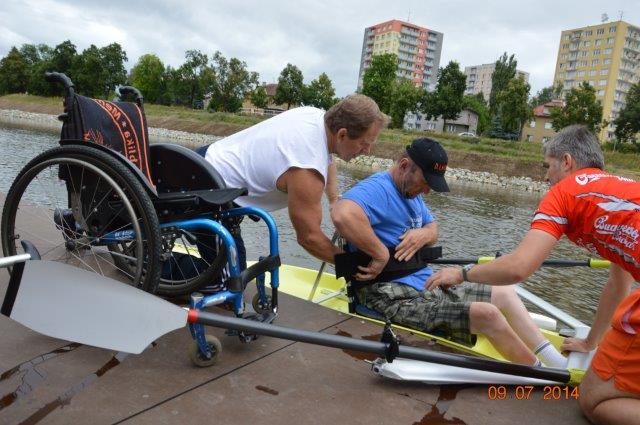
334, 245, 442, 285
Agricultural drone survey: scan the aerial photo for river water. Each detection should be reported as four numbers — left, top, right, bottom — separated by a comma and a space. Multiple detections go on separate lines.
0, 125, 613, 325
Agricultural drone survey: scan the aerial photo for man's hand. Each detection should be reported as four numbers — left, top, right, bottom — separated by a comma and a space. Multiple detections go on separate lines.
425, 267, 463, 290
395, 228, 428, 261
354, 252, 389, 281
560, 337, 595, 354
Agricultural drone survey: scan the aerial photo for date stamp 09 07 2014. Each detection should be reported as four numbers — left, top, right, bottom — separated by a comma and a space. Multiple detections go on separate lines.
487, 385, 580, 401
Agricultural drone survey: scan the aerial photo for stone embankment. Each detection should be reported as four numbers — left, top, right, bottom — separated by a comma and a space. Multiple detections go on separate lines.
1, 109, 548, 192
336, 156, 550, 193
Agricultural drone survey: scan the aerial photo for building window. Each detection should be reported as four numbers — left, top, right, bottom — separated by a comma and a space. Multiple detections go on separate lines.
599, 79, 607, 86
604, 58, 611, 64
592, 59, 600, 66
583, 41, 591, 47
600, 68, 609, 75
526, 134, 533, 142
581, 51, 589, 57
608, 37, 615, 44
588, 80, 595, 86
589, 70, 597, 76
586, 30, 593, 36
529, 120, 536, 128
597, 89, 605, 96
595, 39, 602, 46
604, 48, 612, 54
593, 49, 601, 55
542, 137, 550, 143
597, 28, 605, 35
609, 26, 616, 33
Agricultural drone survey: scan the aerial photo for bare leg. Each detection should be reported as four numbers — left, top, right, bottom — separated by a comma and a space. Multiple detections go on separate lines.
579, 368, 640, 425
469, 301, 537, 365
491, 285, 547, 350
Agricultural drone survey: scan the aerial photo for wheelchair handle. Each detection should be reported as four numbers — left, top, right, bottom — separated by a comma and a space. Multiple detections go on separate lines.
118, 86, 144, 108
44, 71, 76, 116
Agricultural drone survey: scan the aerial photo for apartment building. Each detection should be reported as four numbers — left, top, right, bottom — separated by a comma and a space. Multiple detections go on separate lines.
552, 20, 640, 140
357, 19, 443, 92
464, 63, 530, 102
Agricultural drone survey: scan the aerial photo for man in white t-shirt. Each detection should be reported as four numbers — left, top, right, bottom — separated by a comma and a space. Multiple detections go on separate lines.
197, 94, 388, 266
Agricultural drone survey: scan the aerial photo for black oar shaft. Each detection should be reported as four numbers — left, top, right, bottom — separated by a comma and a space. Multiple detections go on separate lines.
195, 311, 571, 383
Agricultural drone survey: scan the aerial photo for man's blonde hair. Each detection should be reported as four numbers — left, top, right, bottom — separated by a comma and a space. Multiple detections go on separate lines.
325, 94, 389, 139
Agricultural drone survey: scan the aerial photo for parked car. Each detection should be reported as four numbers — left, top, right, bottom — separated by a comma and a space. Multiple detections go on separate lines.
458, 132, 476, 137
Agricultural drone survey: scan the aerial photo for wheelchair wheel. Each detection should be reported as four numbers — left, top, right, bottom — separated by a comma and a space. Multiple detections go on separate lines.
1, 145, 162, 292
156, 234, 228, 296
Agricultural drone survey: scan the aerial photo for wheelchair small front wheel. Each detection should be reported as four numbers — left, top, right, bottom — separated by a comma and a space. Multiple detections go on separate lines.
1, 145, 162, 293
189, 334, 222, 367
251, 290, 273, 315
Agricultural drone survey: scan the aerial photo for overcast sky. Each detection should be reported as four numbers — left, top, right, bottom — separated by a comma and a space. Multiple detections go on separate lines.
2, 0, 639, 98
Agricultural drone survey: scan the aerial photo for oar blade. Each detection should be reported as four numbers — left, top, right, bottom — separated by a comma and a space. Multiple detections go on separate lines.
371, 358, 561, 385
2, 261, 187, 354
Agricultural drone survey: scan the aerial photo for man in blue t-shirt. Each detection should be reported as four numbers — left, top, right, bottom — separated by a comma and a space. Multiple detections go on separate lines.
331, 138, 567, 367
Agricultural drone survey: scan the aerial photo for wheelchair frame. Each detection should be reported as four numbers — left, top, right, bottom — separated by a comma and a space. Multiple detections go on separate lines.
2, 72, 282, 366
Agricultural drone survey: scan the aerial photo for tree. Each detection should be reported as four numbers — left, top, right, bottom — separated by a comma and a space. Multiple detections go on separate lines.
388, 79, 422, 128
495, 76, 532, 137
99, 43, 128, 97
550, 81, 603, 134
250, 85, 269, 109
274, 63, 304, 109
463, 94, 490, 135
173, 50, 209, 106
303, 72, 336, 110
74, 44, 104, 97
361, 53, 397, 113
613, 82, 640, 143
208, 51, 259, 113
50, 40, 78, 77
421, 61, 467, 131
489, 52, 517, 116
530, 82, 564, 107
0, 47, 29, 94
130, 54, 166, 104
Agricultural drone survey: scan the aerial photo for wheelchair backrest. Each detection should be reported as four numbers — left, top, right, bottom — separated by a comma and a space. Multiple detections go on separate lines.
61, 94, 153, 183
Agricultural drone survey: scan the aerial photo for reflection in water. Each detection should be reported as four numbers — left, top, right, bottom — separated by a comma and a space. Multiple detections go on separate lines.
0, 343, 82, 410
1, 126, 614, 324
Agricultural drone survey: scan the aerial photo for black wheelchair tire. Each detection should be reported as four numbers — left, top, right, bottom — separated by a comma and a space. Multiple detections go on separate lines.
1, 145, 162, 293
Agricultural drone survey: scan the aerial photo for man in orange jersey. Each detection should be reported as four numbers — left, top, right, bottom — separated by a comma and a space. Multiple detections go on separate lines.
426, 125, 640, 425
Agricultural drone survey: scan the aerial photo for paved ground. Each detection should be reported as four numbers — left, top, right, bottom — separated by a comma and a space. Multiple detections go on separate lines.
0, 270, 591, 425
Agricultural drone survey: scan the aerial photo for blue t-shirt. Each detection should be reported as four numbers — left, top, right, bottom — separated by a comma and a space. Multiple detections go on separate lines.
341, 171, 434, 291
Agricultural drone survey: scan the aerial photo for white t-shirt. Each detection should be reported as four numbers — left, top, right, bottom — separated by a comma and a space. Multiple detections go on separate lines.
204, 107, 331, 211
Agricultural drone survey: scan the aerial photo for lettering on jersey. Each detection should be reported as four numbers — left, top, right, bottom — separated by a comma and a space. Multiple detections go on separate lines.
575, 173, 635, 186
594, 215, 640, 250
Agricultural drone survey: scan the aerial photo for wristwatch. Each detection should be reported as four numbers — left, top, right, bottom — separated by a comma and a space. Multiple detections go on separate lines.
461, 264, 474, 282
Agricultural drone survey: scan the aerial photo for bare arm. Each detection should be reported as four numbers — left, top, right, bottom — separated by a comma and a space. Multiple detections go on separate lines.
426, 229, 558, 290
331, 199, 389, 280
281, 168, 340, 263
324, 161, 339, 211
562, 263, 633, 352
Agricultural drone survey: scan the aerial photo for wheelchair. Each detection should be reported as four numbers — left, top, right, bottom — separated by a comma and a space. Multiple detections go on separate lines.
1, 72, 280, 366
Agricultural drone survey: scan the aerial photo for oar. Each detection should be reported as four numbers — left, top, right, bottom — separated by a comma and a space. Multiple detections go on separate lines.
1, 259, 582, 385
308, 231, 339, 301
430, 257, 611, 268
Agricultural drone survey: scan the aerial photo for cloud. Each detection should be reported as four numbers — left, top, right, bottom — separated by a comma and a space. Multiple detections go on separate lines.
2, 0, 638, 97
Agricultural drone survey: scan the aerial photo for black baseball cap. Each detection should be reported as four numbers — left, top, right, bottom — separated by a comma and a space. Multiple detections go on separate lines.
406, 138, 449, 192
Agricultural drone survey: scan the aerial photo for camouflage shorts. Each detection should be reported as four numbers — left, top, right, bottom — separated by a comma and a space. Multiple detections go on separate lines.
357, 282, 492, 346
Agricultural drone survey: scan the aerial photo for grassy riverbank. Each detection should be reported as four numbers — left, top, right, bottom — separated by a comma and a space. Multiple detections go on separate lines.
2, 93, 639, 181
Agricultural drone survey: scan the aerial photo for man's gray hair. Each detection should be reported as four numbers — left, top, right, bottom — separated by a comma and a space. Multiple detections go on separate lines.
542, 125, 605, 169
325, 94, 390, 139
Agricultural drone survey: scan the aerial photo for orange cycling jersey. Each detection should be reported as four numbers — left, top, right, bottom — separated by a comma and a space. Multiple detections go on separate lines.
531, 168, 640, 334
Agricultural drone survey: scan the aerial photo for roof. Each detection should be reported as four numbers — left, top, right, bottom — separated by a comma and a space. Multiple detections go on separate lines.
533, 99, 564, 117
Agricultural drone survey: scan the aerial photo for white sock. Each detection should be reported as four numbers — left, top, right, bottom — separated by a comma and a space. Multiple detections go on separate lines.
534, 340, 568, 368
